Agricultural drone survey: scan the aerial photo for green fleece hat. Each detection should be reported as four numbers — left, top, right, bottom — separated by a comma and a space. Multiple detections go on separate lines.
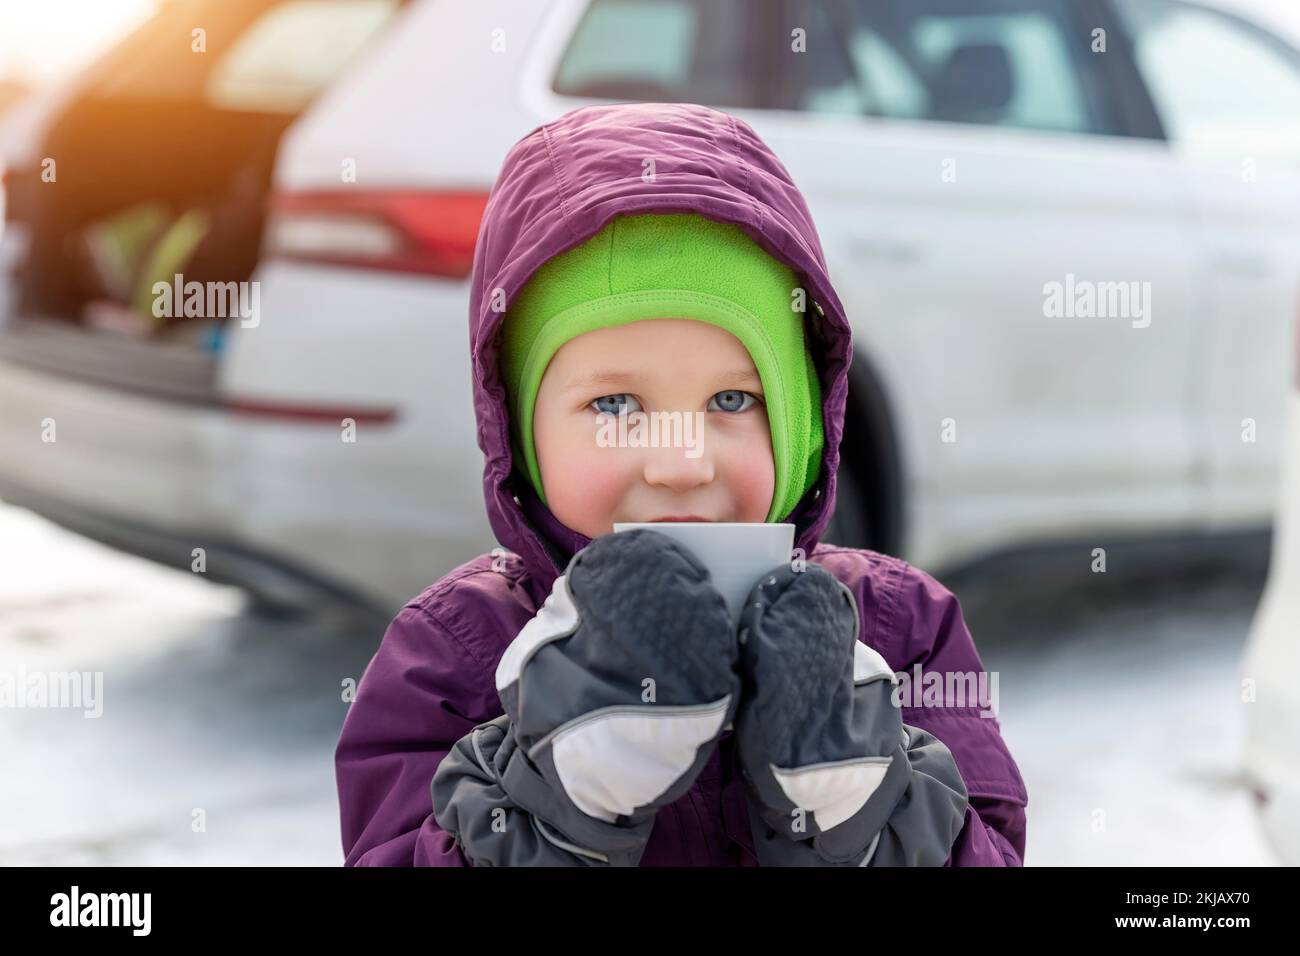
500, 212, 823, 523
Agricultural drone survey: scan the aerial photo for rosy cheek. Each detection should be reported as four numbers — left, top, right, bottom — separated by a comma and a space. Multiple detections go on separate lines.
540, 415, 629, 536
729, 453, 776, 521
717, 420, 776, 521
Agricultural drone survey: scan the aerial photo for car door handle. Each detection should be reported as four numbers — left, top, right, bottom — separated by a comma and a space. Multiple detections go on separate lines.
843, 233, 922, 263
1206, 251, 1272, 277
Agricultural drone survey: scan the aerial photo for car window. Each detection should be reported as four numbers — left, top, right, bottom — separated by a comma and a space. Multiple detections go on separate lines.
206, 0, 402, 113
92, 0, 275, 101
552, 0, 764, 108
88, 0, 402, 113
776, 0, 873, 114
779, 0, 1121, 135
1113, 0, 1300, 153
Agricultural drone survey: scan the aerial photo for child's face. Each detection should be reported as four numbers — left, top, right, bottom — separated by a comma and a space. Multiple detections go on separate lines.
532, 318, 775, 538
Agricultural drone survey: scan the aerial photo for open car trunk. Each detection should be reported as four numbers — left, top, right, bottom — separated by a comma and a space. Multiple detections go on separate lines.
0, 0, 405, 403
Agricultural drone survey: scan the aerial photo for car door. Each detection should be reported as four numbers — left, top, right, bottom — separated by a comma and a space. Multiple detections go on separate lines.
739, 0, 1207, 566
1111, 0, 1300, 529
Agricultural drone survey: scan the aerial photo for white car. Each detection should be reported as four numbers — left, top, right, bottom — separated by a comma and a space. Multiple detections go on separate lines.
2, 0, 1299, 614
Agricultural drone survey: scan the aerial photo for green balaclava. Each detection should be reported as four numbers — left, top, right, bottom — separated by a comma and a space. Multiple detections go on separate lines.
499, 212, 823, 524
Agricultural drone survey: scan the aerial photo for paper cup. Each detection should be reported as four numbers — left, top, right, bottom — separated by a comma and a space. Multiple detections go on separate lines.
612, 521, 796, 624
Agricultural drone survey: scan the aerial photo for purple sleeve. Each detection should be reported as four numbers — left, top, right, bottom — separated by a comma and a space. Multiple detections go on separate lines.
947, 795, 1028, 867
880, 562, 1029, 867
335, 604, 503, 866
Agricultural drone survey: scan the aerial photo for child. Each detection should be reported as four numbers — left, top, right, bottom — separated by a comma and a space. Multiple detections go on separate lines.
334, 102, 1028, 866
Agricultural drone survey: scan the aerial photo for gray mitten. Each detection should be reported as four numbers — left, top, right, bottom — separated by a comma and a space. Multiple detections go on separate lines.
733, 561, 969, 866
432, 528, 740, 865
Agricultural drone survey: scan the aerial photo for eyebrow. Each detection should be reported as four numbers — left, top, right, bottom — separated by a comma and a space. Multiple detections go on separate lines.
565, 367, 763, 392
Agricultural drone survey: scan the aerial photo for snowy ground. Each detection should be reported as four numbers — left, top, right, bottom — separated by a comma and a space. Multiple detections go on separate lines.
961, 552, 1280, 866
0, 503, 377, 865
0, 499, 1281, 865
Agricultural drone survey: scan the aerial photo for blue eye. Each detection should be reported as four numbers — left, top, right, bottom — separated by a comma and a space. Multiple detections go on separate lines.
591, 394, 642, 416
709, 390, 759, 413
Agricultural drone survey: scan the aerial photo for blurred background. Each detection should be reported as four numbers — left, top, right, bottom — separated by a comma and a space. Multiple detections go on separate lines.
1, 0, 1298, 865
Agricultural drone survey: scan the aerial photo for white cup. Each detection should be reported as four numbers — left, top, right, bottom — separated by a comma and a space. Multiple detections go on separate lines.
612, 521, 796, 625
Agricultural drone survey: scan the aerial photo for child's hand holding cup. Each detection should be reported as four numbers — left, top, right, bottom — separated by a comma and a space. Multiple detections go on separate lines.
612, 522, 797, 626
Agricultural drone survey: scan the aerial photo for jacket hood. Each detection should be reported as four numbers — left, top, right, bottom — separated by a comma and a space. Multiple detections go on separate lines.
468, 102, 852, 593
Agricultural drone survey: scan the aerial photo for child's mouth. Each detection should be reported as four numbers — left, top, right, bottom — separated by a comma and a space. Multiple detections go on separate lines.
647, 515, 712, 522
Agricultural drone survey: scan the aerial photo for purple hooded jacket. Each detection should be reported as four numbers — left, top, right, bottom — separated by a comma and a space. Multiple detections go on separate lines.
334, 102, 1028, 866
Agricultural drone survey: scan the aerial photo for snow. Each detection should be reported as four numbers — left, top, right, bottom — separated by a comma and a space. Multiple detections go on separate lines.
968, 562, 1280, 865
0, 502, 375, 865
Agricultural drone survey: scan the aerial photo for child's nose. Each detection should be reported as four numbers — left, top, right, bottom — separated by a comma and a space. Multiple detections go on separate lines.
641, 442, 715, 493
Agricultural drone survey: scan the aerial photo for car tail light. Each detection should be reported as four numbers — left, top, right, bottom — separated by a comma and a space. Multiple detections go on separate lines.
264, 189, 489, 278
